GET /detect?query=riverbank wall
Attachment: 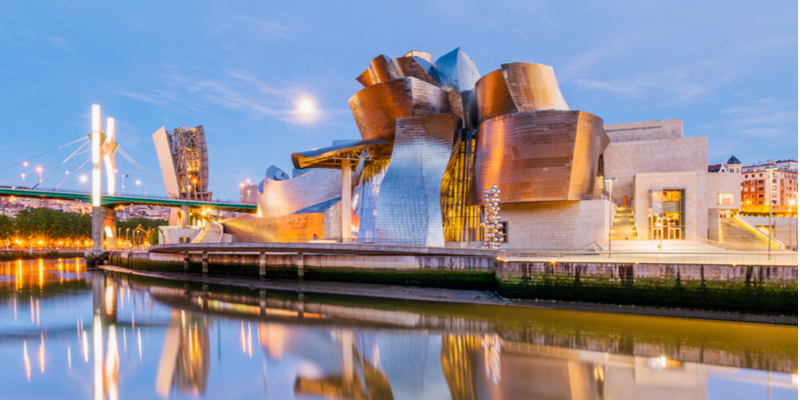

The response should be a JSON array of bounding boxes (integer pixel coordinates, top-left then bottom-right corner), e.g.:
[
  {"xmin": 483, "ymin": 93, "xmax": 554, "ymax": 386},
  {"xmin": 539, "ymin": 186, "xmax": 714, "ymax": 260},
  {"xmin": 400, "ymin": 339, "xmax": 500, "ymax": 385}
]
[
  {"xmin": 0, "ymin": 249, "xmax": 84, "ymax": 261},
  {"xmin": 111, "ymin": 251, "xmax": 496, "ymax": 289},
  {"xmin": 108, "ymin": 250, "xmax": 798, "ymax": 315}
]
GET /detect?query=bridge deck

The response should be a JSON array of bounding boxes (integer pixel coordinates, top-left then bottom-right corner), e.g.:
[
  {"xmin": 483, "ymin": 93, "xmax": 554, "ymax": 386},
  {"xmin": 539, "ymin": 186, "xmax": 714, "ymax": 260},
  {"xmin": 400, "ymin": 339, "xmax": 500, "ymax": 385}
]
[{"xmin": 0, "ymin": 187, "xmax": 256, "ymax": 212}]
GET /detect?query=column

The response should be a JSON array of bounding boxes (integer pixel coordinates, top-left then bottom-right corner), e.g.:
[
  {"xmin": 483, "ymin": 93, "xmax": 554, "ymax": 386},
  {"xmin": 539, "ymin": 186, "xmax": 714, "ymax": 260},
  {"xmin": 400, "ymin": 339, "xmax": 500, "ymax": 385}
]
[
  {"xmin": 91, "ymin": 207, "xmax": 104, "ymax": 253},
  {"xmin": 104, "ymin": 207, "xmax": 117, "ymax": 250},
  {"xmin": 180, "ymin": 204, "xmax": 189, "ymax": 228},
  {"xmin": 258, "ymin": 252, "xmax": 266, "ymax": 280},
  {"xmin": 297, "ymin": 253, "xmax": 304, "ymax": 280},
  {"xmin": 341, "ymin": 159, "xmax": 351, "ymax": 242}
]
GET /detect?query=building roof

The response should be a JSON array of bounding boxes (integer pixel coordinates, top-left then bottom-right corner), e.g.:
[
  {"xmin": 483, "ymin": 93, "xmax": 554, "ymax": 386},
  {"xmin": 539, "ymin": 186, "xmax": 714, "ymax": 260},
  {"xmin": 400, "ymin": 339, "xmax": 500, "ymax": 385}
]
[
  {"xmin": 291, "ymin": 138, "xmax": 391, "ymax": 170},
  {"xmin": 726, "ymin": 155, "xmax": 741, "ymax": 165},
  {"xmin": 708, "ymin": 164, "xmax": 722, "ymax": 172}
]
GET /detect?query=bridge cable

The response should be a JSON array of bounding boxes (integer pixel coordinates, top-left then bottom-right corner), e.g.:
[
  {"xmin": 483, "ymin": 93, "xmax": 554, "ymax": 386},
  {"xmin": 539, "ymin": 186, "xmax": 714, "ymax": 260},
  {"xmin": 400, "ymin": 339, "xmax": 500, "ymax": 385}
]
[
  {"xmin": 0, "ymin": 152, "xmax": 90, "ymax": 186},
  {"xmin": 115, "ymin": 148, "xmax": 170, "ymax": 193},
  {"xmin": 39, "ymin": 141, "xmax": 91, "ymax": 185},
  {"xmin": 0, "ymin": 137, "xmax": 88, "ymax": 174}
]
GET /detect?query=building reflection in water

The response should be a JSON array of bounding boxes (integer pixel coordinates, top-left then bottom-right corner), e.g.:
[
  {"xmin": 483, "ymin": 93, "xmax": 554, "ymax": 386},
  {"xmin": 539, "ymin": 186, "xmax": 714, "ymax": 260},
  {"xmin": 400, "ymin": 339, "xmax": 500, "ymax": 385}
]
[
  {"xmin": 98, "ymin": 271, "xmax": 794, "ymax": 400},
  {"xmin": 155, "ymin": 310, "xmax": 210, "ymax": 399}
]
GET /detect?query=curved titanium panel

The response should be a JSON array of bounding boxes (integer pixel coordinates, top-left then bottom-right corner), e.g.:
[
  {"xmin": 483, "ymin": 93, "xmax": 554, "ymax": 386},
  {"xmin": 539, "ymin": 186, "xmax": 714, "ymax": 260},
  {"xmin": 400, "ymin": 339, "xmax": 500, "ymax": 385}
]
[
  {"xmin": 471, "ymin": 110, "xmax": 608, "ymax": 204},
  {"xmin": 375, "ymin": 113, "xmax": 461, "ymax": 246},
  {"xmin": 348, "ymin": 77, "xmax": 450, "ymax": 142},
  {"xmin": 393, "ymin": 56, "xmax": 440, "ymax": 86},
  {"xmin": 432, "ymin": 48, "xmax": 481, "ymax": 129},
  {"xmin": 356, "ymin": 55, "xmax": 400, "ymax": 87},
  {"xmin": 501, "ymin": 62, "xmax": 569, "ymax": 112},
  {"xmin": 432, "ymin": 48, "xmax": 481, "ymax": 93},
  {"xmin": 475, "ymin": 69, "xmax": 518, "ymax": 124},
  {"xmin": 259, "ymin": 168, "xmax": 343, "ymax": 219},
  {"xmin": 404, "ymin": 50, "xmax": 433, "ymax": 63}
]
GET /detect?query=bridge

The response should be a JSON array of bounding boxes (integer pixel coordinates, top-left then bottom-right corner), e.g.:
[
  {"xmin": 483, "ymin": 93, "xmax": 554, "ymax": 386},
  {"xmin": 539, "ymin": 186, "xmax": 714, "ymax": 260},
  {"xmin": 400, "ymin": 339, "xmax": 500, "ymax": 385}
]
[
  {"xmin": 0, "ymin": 104, "xmax": 257, "ymax": 256},
  {"xmin": 0, "ymin": 186, "xmax": 256, "ymax": 213}
]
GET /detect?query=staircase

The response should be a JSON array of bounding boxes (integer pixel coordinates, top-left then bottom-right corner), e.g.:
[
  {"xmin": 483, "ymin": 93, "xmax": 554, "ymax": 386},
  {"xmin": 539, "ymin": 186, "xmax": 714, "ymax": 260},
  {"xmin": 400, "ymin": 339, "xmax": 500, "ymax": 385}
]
[
  {"xmin": 610, "ymin": 205, "xmax": 637, "ymax": 241},
  {"xmin": 718, "ymin": 218, "xmax": 769, "ymax": 249},
  {"xmin": 192, "ymin": 220, "xmax": 223, "ymax": 243}
]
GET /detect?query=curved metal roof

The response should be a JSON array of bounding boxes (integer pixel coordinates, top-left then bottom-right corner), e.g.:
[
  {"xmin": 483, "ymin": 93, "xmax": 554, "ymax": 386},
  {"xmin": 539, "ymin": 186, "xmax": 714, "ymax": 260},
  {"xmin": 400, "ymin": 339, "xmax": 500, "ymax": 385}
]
[{"xmin": 291, "ymin": 138, "xmax": 391, "ymax": 170}]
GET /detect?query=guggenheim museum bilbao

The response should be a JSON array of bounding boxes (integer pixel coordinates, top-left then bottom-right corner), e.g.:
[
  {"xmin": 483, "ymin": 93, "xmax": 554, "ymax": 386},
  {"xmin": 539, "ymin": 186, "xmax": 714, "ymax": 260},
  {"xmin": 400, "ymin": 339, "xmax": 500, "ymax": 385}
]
[{"xmin": 219, "ymin": 48, "xmax": 740, "ymax": 249}]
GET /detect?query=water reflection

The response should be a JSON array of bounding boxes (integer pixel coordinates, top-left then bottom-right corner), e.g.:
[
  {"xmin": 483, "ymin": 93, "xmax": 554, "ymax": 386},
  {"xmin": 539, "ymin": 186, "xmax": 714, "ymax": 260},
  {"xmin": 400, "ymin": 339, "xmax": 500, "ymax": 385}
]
[{"xmin": 0, "ymin": 259, "xmax": 796, "ymax": 399}]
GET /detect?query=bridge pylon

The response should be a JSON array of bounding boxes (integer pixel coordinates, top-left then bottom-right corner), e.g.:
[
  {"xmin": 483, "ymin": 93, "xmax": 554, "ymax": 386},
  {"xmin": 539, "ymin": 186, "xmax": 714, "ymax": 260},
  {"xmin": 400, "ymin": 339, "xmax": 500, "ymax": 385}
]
[{"xmin": 89, "ymin": 104, "xmax": 119, "ymax": 256}]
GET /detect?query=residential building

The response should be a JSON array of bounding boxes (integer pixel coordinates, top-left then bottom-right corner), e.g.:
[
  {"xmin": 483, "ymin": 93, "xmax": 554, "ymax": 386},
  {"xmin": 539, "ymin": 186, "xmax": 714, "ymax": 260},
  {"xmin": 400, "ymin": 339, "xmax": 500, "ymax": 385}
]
[{"xmin": 741, "ymin": 159, "xmax": 798, "ymax": 215}]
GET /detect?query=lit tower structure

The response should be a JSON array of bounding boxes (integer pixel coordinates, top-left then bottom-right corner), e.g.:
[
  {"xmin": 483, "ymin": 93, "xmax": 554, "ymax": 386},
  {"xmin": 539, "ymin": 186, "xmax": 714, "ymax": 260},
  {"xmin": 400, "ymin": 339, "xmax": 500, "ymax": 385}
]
[
  {"xmin": 153, "ymin": 125, "xmax": 211, "ymax": 226},
  {"xmin": 90, "ymin": 104, "xmax": 119, "ymax": 253}
]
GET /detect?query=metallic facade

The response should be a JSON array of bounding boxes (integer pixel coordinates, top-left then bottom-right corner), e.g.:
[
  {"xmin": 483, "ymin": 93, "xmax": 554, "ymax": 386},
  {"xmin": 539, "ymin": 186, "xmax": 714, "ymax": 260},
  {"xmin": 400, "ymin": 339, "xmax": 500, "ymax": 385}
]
[
  {"xmin": 227, "ymin": 48, "xmax": 611, "ymax": 247},
  {"xmin": 152, "ymin": 125, "xmax": 211, "ymax": 200},
  {"xmin": 258, "ymin": 166, "xmax": 344, "ymax": 219},
  {"xmin": 475, "ymin": 63, "xmax": 569, "ymax": 125},
  {"xmin": 349, "ymin": 77, "xmax": 450, "ymax": 142},
  {"xmin": 471, "ymin": 110, "xmax": 609, "ymax": 204},
  {"xmin": 375, "ymin": 113, "xmax": 461, "ymax": 246}
]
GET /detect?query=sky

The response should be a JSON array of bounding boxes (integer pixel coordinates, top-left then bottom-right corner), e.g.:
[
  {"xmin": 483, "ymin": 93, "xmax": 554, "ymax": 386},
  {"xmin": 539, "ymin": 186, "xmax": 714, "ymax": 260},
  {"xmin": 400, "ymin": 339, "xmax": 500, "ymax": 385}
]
[{"xmin": 0, "ymin": 1, "xmax": 797, "ymax": 200}]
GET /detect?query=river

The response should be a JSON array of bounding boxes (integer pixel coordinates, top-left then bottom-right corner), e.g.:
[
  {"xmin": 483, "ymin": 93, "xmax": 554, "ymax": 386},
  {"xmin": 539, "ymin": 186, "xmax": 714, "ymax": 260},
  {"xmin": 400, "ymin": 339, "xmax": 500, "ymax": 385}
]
[{"xmin": 0, "ymin": 258, "xmax": 796, "ymax": 399}]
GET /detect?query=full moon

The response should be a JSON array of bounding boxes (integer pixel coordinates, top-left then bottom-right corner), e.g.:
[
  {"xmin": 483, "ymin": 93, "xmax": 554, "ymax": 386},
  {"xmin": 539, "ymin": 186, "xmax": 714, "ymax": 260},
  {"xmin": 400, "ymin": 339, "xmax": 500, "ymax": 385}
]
[{"xmin": 299, "ymin": 99, "xmax": 314, "ymax": 114}]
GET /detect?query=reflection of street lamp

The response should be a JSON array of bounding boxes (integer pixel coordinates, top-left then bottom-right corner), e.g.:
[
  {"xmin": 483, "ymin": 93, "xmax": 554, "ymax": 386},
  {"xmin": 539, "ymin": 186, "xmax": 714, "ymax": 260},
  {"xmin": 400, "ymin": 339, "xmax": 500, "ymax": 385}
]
[{"xmin": 604, "ymin": 177, "xmax": 617, "ymax": 258}]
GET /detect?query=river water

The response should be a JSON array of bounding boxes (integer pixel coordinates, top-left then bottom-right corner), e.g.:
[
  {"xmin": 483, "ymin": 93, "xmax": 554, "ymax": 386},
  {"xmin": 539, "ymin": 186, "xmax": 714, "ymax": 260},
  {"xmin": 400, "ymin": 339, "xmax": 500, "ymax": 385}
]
[{"xmin": 0, "ymin": 258, "xmax": 796, "ymax": 400}]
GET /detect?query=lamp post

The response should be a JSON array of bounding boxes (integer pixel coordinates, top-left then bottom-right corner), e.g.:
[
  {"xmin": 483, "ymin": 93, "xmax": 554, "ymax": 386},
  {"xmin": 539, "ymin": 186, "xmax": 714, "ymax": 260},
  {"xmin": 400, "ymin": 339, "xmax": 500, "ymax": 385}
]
[
  {"xmin": 37, "ymin": 167, "xmax": 42, "ymax": 188},
  {"xmin": 790, "ymin": 199, "xmax": 796, "ymax": 251},
  {"xmin": 766, "ymin": 166, "xmax": 777, "ymax": 259},
  {"xmin": 604, "ymin": 177, "xmax": 617, "ymax": 258},
  {"xmin": 21, "ymin": 173, "xmax": 25, "ymax": 186},
  {"xmin": 136, "ymin": 180, "xmax": 141, "ymax": 196}
]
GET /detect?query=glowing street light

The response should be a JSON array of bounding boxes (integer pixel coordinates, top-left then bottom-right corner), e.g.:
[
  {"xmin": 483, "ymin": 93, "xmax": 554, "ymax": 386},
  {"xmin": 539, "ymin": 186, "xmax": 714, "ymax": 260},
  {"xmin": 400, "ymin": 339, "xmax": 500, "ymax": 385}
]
[
  {"xmin": 36, "ymin": 167, "xmax": 42, "ymax": 188},
  {"xmin": 21, "ymin": 173, "xmax": 25, "ymax": 186},
  {"xmin": 136, "ymin": 180, "xmax": 141, "ymax": 196},
  {"xmin": 80, "ymin": 175, "xmax": 88, "ymax": 183}
]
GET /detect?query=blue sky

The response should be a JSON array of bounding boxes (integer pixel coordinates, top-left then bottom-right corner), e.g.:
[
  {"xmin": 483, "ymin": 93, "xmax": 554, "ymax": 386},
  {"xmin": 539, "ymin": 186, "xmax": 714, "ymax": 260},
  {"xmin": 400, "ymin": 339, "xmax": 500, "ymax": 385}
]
[{"xmin": 0, "ymin": 1, "xmax": 796, "ymax": 200}]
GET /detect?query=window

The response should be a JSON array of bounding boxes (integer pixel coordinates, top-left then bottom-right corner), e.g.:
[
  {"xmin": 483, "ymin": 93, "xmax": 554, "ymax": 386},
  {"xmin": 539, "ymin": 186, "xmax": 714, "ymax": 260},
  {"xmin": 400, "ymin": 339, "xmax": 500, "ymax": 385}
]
[
  {"xmin": 758, "ymin": 180, "xmax": 765, "ymax": 184},
  {"xmin": 718, "ymin": 193, "xmax": 734, "ymax": 205},
  {"xmin": 758, "ymin": 194, "xmax": 764, "ymax": 198}
]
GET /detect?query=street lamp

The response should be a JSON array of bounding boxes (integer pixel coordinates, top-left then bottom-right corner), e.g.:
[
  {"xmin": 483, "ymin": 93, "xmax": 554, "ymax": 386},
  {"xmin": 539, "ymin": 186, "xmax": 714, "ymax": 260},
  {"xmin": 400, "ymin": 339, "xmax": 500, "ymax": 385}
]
[
  {"xmin": 766, "ymin": 166, "xmax": 777, "ymax": 259},
  {"xmin": 21, "ymin": 173, "xmax": 25, "ymax": 186},
  {"xmin": 136, "ymin": 180, "xmax": 141, "ymax": 196},
  {"xmin": 37, "ymin": 167, "xmax": 42, "ymax": 188},
  {"xmin": 790, "ymin": 199, "xmax": 796, "ymax": 251},
  {"xmin": 604, "ymin": 177, "xmax": 617, "ymax": 258}
]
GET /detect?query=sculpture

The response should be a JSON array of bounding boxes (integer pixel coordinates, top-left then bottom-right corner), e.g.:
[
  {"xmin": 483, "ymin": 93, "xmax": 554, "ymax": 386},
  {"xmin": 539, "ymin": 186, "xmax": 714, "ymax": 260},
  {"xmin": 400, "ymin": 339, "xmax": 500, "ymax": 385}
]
[{"xmin": 481, "ymin": 185, "xmax": 503, "ymax": 249}]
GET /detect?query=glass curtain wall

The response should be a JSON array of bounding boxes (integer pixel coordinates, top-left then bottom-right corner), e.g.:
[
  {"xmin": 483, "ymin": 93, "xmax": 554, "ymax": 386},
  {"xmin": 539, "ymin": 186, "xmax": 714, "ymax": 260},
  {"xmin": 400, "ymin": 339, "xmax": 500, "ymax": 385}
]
[
  {"xmin": 442, "ymin": 129, "xmax": 482, "ymax": 242},
  {"xmin": 648, "ymin": 189, "xmax": 686, "ymax": 240}
]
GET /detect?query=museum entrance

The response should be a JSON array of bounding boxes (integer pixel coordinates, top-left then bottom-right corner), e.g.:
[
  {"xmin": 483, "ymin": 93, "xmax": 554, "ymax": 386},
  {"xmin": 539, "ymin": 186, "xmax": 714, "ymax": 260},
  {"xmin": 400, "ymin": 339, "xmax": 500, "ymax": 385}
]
[{"xmin": 648, "ymin": 189, "xmax": 686, "ymax": 240}]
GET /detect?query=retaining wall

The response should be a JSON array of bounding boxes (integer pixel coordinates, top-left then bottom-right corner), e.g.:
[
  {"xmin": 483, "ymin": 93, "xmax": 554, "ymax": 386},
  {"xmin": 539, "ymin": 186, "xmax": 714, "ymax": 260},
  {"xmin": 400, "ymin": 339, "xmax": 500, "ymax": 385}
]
[
  {"xmin": 498, "ymin": 261, "xmax": 797, "ymax": 315},
  {"xmin": 108, "ymin": 251, "xmax": 798, "ymax": 315}
]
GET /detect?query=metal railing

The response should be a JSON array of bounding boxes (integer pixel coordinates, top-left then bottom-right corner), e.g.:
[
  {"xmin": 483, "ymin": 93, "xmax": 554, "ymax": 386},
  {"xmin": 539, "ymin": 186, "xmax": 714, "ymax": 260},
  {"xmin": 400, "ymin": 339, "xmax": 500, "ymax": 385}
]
[
  {"xmin": 0, "ymin": 185, "xmax": 245, "ymax": 205},
  {"xmin": 499, "ymin": 250, "xmax": 798, "ymax": 266}
]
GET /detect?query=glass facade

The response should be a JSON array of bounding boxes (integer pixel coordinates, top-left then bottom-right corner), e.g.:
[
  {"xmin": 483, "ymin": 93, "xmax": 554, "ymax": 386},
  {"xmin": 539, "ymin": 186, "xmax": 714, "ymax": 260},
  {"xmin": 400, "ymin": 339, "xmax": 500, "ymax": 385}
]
[
  {"xmin": 648, "ymin": 189, "xmax": 685, "ymax": 240},
  {"xmin": 441, "ymin": 129, "xmax": 482, "ymax": 242}
]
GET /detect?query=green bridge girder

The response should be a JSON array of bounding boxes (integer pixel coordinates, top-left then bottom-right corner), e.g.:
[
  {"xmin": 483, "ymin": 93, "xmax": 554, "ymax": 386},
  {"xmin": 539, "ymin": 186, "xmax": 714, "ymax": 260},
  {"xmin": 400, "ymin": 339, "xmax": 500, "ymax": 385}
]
[{"xmin": 0, "ymin": 187, "xmax": 257, "ymax": 213}]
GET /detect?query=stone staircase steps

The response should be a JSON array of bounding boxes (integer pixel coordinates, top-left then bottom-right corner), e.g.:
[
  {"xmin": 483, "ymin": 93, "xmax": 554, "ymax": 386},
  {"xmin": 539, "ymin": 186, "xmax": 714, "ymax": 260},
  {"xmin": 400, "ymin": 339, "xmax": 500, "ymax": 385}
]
[{"xmin": 610, "ymin": 205, "xmax": 637, "ymax": 241}]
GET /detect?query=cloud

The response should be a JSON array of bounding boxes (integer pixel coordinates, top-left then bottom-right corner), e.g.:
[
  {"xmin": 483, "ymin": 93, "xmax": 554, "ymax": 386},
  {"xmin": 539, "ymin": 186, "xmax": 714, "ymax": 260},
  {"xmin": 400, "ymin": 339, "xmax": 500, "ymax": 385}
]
[
  {"xmin": 720, "ymin": 104, "xmax": 797, "ymax": 138},
  {"xmin": 117, "ymin": 68, "xmax": 339, "ymax": 125},
  {"xmin": 573, "ymin": 70, "xmax": 711, "ymax": 104},
  {"xmin": 227, "ymin": 14, "xmax": 292, "ymax": 39}
]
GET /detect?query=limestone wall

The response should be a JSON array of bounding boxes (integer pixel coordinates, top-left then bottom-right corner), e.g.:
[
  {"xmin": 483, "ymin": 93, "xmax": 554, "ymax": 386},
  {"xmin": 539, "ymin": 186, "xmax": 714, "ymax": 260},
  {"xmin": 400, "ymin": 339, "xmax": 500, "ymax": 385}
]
[
  {"xmin": 603, "ymin": 119, "xmax": 683, "ymax": 142},
  {"xmin": 499, "ymin": 199, "xmax": 612, "ymax": 249}
]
